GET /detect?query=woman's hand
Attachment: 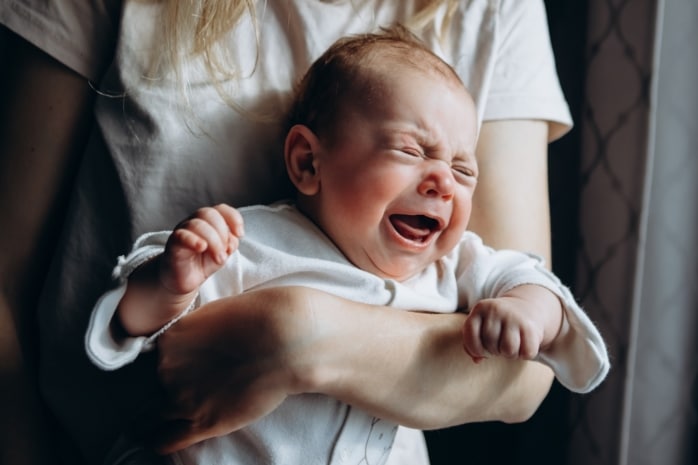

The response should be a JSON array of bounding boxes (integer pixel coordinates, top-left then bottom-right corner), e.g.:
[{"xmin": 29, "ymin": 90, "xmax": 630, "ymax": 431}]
[{"xmin": 151, "ymin": 287, "xmax": 311, "ymax": 454}]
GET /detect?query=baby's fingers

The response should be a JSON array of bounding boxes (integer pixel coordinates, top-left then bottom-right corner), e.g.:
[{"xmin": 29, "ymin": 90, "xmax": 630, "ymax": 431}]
[
  {"xmin": 479, "ymin": 314, "xmax": 506, "ymax": 357},
  {"xmin": 497, "ymin": 324, "xmax": 522, "ymax": 359},
  {"xmin": 212, "ymin": 203, "xmax": 245, "ymax": 241},
  {"xmin": 516, "ymin": 327, "xmax": 542, "ymax": 360},
  {"xmin": 169, "ymin": 228, "xmax": 209, "ymax": 255},
  {"xmin": 462, "ymin": 313, "xmax": 487, "ymax": 363},
  {"xmin": 176, "ymin": 210, "xmax": 230, "ymax": 264}
]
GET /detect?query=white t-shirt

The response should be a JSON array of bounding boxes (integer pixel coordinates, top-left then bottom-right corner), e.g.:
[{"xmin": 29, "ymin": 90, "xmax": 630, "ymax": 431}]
[
  {"xmin": 0, "ymin": 1, "xmax": 574, "ymax": 464},
  {"xmin": 85, "ymin": 203, "xmax": 608, "ymax": 465}
]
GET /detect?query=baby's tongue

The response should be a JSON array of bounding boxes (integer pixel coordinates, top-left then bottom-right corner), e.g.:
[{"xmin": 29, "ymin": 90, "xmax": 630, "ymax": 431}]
[{"xmin": 390, "ymin": 214, "xmax": 432, "ymax": 240}]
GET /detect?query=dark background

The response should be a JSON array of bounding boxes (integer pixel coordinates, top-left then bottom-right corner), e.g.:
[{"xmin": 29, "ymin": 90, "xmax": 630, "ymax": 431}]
[
  {"xmin": 0, "ymin": 2, "xmax": 590, "ymax": 463},
  {"xmin": 425, "ymin": 1, "xmax": 589, "ymax": 464}
]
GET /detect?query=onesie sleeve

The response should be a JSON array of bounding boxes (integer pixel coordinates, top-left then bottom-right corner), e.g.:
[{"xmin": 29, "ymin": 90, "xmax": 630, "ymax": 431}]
[
  {"xmin": 84, "ymin": 231, "xmax": 197, "ymax": 371},
  {"xmin": 456, "ymin": 234, "xmax": 610, "ymax": 393},
  {"xmin": 485, "ymin": 0, "xmax": 573, "ymax": 141},
  {"xmin": 0, "ymin": 0, "xmax": 121, "ymax": 81}
]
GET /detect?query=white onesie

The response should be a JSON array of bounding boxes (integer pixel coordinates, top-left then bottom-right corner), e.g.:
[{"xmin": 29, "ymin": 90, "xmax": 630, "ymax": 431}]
[{"xmin": 87, "ymin": 203, "xmax": 609, "ymax": 465}]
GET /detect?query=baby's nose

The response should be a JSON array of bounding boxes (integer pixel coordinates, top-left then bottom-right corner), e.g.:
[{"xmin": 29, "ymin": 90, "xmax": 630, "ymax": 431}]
[{"xmin": 418, "ymin": 160, "xmax": 455, "ymax": 200}]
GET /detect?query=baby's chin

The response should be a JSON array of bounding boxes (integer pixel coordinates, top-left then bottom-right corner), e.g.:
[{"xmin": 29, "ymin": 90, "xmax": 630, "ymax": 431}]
[
  {"xmin": 365, "ymin": 256, "xmax": 432, "ymax": 283},
  {"xmin": 341, "ymin": 239, "xmax": 437, "ymax": 282}
]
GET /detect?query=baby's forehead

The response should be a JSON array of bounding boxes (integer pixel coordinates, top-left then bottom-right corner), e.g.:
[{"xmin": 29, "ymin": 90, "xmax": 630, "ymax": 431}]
[{"xmin": 353, "ymin": 55, "xmax": 474, "ymax": 115}]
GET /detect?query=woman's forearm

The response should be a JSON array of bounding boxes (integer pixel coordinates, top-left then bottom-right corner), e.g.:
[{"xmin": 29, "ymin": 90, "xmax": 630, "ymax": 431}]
[
  {"xmin": 293, "ymin": 288, "xmax": 553, "ymax": 428},
  {"xmin": 468, "ymin": 120, "xmax": 552, "ymax": 266},
  {"xmin": 155, "ymin": 286, "xmax": 553, "ymax": 452}
]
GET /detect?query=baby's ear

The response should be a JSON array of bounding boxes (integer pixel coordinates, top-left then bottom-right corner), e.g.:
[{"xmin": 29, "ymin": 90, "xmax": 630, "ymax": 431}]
[{"xmin": 284, "ymin": 125, "xmax": 321, "ymax": 196}]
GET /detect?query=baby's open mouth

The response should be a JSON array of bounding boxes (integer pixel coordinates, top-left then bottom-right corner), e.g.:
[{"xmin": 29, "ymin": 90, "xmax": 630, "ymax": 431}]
[{"xmin": 389, "ymin": 214, "xmax": 440, "ymax": 242}]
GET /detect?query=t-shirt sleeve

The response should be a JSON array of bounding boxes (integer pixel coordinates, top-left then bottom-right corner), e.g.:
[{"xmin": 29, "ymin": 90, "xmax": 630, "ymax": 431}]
[
  {"xmin": 484, "ymin": 0, "xmax": 573, "ymax": 141},
  {"xmin": 0, "ymin": 0, "xmax": 121, "ymax": 81}
]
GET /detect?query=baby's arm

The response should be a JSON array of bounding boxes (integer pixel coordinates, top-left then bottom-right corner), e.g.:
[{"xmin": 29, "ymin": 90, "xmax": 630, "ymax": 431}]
[
  {"xmin": 462, "ymin": 284, "xmax": 563, "ymax": 362},
  {"xmin": 117, "ymin": 204, "xmax": 244, "ymax": 336},
  {"xmin": 455, "ymin": 237, "xmax": 609, "ymax": 393}
]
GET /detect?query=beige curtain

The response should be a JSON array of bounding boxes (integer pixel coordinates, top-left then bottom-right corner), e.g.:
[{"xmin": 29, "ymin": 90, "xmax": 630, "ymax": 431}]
[{"xmin": 567, "ymin": 0, "xmax": 698, "ymax": 464}]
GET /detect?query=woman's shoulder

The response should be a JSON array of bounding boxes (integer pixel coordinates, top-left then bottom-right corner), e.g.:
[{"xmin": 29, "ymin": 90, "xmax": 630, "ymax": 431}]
[{"xmin": 0, "ymin": 0, "xmax": 121, "ymax": 81}]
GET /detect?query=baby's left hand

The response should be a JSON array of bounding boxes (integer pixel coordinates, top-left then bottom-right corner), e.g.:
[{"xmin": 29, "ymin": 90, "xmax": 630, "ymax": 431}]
[{"xmin": 462, "ymin": 285, "xmax": 563, "ymax": 363}]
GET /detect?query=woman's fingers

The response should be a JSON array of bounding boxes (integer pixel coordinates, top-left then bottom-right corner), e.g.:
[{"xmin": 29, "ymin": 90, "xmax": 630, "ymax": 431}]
[
  {"xmin": 146, "ymin": 419, "xmax": 209, "ymax": 455},
  {"xmin": 149, "ymin": 419, "xmax": 193, "ymax": 454}
]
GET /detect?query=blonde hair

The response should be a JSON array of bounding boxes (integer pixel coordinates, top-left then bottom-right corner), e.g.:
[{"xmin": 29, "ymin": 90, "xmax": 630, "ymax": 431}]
[{"xmin": 152, "ymin": 0, "xmax": 459, "ymax": 106}]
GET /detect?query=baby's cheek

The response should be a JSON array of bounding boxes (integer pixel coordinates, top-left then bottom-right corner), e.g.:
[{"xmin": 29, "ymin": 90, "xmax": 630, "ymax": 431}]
[
  {"xmin": 438, "ymin": 206, "xmax": 471, "ymax": 250},
  {"xmin": 452, "ymin": 199, "xmax": 473, "ymax": 233},
  {"xmin": 436, "ymin": 228, "xmax": 466, "ymax": 257}
]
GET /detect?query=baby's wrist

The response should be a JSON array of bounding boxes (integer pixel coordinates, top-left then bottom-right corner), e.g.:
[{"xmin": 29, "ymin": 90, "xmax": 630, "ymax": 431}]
[
  {"xmin": 161, "ymin": 289, "xmax": 198, "ymax": 311},
  {"xmin": 541, "ymin": 302, "xmax": 567, "ymax": 352}
]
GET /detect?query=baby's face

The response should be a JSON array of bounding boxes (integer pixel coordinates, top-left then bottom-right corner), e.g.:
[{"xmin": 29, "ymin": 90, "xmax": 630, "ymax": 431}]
[{"xmin": 312, "ymin": 67, "xmax": 479, "ymax": 281}]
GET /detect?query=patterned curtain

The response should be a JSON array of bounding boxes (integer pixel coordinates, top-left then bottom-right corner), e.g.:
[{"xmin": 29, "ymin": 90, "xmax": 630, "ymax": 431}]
[
  {"xmin": 425, "ymin": 2, "xmax": 697, "ymax": 464},
  {"xmin": 567, "ymin": 1, "xmax": 698, "ymax": 464}
]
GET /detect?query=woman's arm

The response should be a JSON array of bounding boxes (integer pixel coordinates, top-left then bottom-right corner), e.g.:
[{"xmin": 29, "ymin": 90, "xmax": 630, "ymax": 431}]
[
  {"xmin": 154, "ymin": 286, "xmax": 553, "ymax": 453},
  {"xmin": 297, "ymin": 289, "xmax": 554, "ymax": 428},
  {"xmin": 468, "ymin": 120, "xmax": 553, "ymax": 265},
  {"xmin": 0, "ymin": 27, "xmax": 96, "ymax": 465}
]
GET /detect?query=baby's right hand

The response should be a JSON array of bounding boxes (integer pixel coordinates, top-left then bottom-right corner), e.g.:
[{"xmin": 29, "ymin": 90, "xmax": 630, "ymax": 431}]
[{"xmin": 160, "ymin": 204, "xmax": 244, "ymax": 295}]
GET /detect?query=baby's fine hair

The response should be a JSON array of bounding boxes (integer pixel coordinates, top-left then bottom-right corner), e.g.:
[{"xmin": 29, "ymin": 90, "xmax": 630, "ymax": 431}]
[{"xmin": 286, "ymin": 24, "xmax": 463, "ymax": 142}]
